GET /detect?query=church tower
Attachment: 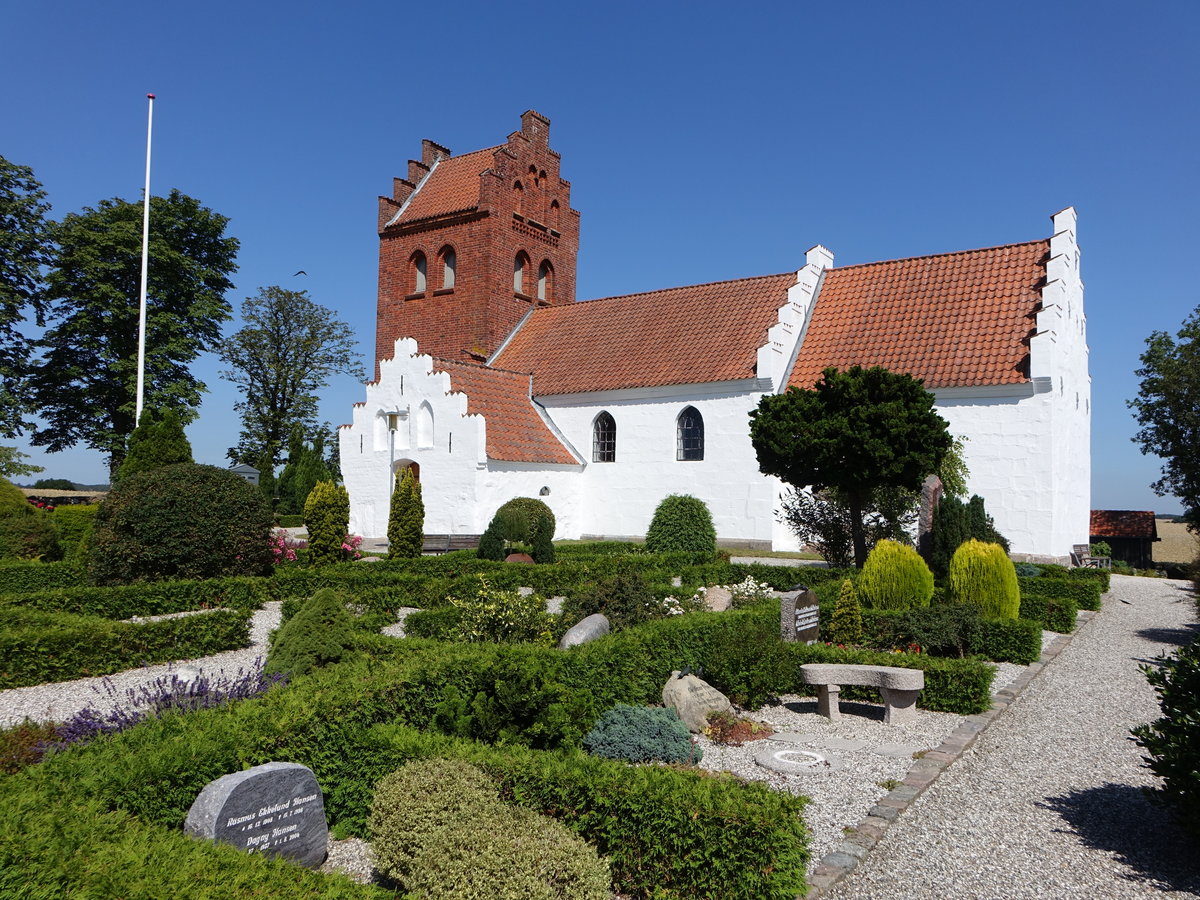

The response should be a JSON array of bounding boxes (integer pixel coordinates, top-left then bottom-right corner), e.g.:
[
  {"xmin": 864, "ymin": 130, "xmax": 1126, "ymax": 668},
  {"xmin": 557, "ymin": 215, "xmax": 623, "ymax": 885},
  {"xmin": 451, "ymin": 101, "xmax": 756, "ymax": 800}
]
[{"xmin": 374, "ymin": 111, "xmax": 580, "ymax": 374}]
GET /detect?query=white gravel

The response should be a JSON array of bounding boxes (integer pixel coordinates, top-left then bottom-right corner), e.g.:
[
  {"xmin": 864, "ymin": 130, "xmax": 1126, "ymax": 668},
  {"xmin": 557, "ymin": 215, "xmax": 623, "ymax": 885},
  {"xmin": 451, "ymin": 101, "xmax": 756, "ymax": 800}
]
[
  {"xmin": 0, "ymin": 602, "xmax": 282, "ymax": 728},
  {"xmin": 823, "ymin": 575, "xmax": 1200, "ymax": 899}
]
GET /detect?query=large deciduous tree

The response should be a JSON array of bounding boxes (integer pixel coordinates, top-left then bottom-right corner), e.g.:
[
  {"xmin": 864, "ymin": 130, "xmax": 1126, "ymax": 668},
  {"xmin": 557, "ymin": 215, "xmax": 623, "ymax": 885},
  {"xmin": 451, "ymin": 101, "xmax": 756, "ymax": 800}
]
[
  {"xmin": 29, "ymin": 190, "xmax": 238, "ymax": 479},
  {"xmin": 219, "ymin": 286, "xmax": 363, "ymax": 473},
  {"xmin": 750, "ymin": 366, "xmax": 952, "ymax": 566},
  {"xmin": 0, "ymin": 155, "xmax": 53, "ymax": 439},
  {"xmin": 1129, "ymin": 307, "xmax": 1200, "ymax": 529}
]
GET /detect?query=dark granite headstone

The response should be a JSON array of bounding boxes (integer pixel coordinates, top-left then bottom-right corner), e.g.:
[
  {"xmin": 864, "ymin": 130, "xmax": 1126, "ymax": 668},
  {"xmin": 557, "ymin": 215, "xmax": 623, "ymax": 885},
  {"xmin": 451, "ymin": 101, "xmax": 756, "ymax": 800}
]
[
  {"xmin": 780, "ymin": 587, "xmax": 820, "ymax": 644},
  {"xmin": 184, "ymin": 762, "xmax": 328, "ymax": 868}
]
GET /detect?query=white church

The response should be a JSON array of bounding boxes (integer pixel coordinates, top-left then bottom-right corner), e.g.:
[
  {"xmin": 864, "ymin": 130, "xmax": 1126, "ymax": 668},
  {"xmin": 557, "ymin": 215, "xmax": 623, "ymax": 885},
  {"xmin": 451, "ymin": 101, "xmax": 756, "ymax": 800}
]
[{"xmin": 341, "ymin": 111, "xmax": 1090, "ymax": 558}]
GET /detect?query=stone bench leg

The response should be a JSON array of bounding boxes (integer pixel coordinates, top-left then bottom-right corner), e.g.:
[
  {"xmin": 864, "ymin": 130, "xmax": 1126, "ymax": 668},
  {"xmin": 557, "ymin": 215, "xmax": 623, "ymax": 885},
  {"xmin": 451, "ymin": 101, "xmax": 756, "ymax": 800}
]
[
  {"xmin": 815, "ymin": 684, "xmax": 841, "ymax": 722},
  {"xmin": 879, "ymin": 687, "xmax": 919, "ymax": 725}
]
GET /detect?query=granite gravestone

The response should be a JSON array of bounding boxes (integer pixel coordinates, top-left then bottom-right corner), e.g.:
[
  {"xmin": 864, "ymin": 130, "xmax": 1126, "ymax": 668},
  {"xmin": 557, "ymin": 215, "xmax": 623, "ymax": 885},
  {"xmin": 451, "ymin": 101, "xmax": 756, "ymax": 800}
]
[
  {"xmin": 185, "ymin": 761, "xmax": 328, "ymax": 868},
  {"xmin": 780, "ymin": 586, "xmax": 820, "ymax": 644}
]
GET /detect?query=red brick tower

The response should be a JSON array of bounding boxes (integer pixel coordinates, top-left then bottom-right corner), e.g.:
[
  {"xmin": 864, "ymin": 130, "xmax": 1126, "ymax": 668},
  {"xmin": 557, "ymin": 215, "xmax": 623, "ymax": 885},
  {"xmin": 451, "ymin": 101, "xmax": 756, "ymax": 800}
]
[{"xmin": 374, "ymin": 111, "xmax": 580, "ymax": 374}]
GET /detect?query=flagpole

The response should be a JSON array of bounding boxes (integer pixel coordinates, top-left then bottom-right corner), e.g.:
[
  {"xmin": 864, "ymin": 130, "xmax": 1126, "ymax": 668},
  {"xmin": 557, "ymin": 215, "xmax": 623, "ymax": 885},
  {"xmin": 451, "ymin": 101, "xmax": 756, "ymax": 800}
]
[{"xmin": 135, "ymin": 92, "xmax": 155, "ymax": 423}]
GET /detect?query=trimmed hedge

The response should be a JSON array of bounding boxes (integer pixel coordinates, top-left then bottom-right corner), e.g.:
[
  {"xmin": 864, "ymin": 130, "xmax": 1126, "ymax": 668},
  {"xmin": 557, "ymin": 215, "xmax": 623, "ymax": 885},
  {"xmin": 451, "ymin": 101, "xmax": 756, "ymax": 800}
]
[
  {"xmin": 1, "ymin": 576, "xmax": 270, "ymax": 619},
  {"xmin": 1018, "ymin": 575, "xmax": 1101, "ymax": 612},
  {"xmin": 0, "ymin": 560, "xmax": 85, "ymax": 595},
  {"xmin": 0, "ymin": 606, "xmax": 252, "ymax": 688}
]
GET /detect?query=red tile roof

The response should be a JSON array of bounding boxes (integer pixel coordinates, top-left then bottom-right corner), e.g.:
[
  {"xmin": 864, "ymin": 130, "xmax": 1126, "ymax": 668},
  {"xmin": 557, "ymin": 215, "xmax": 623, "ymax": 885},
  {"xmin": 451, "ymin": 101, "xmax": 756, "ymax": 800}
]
[
  {"xmin": 1090, "ymin": 510, "xmax": 1159, "ymax": 540},
  {"xmin": 495, "ymin": 273, "xmax": 797, "ymax": 395},
  {"xmin": 788, "ymin": 240, "xmax": 1049, "ymax": 389},
  {"xmin": 431, "ymin": 358, "xmax": 578, "ymax": 465},
  {"xmin": 395, "ymin": 147, "xmax": 500, "ymax": 224}
]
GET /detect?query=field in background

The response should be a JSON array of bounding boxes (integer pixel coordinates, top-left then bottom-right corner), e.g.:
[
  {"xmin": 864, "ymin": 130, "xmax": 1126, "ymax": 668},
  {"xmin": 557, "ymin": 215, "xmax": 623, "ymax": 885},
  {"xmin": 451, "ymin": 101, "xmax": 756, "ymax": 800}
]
[{"xmin": 1154, "ymin": 518, "xmax": 1197, "ymax": 565}]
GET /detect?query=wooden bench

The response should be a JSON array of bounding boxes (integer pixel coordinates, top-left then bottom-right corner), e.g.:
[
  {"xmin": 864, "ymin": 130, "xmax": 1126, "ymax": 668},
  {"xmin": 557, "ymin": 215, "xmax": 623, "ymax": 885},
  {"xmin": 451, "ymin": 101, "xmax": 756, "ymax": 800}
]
[
  {"xmin": 800, "ymin": 663, "xmax": 925, "ymax": 725},
  {"xmin": 1071, "ymin": 544, "xmax": 1111, "ymax": 569},
  {"xmin": 421, "ymin": 534, "xmax": 482, "ymax": 554}
]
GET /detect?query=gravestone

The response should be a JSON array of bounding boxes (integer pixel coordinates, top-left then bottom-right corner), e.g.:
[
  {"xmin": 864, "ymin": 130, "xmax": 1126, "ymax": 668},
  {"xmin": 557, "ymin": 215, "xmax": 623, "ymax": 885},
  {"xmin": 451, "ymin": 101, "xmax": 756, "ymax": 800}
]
[
  {"xmin": 780, "ymin": 586, "xmax": 820, "ymax": 643},
  {"xmin": 185, "ymin": 762, "xmax": 328, "ymax": 868}
]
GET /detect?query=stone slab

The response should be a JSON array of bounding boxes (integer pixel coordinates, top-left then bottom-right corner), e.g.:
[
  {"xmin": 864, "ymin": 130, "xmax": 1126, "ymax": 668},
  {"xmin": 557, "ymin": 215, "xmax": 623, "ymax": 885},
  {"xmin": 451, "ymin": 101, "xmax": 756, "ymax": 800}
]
[
  {"xmin": 185, "ymin": 762, "xmax": 327, "ymax": 868},
  {"xmin": 872, "ymin": 742, "xmax": 922, "ymax": 758}
]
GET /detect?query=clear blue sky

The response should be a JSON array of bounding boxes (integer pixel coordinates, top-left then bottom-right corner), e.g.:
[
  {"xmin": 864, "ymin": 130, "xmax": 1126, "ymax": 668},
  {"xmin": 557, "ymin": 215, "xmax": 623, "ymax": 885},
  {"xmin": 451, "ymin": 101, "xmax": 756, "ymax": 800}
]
[{"xmin": 2, "ymin": 1, "xmax": 1196, "ymax": 513}]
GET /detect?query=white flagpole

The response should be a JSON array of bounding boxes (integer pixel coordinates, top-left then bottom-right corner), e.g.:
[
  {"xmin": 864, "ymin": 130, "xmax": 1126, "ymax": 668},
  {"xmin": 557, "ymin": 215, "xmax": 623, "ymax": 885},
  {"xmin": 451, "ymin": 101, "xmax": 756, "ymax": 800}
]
[{"xmin": 135, "ymin": 92, "xmax": 155, "ymax": 423}]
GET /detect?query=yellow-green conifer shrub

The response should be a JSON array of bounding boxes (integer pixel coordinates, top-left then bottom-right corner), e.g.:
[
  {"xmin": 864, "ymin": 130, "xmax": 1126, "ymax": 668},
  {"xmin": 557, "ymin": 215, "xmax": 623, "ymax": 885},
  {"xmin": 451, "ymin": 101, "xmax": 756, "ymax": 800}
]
[
  {"xmin": 856, "ymin": 539, "xmax": 934, "ymax": 611},
  {"xmin": 826, "ymin": 578, "xmax": 864, "ymax": 645},
  {"xmin": 948, "ymin": 538, "xmax": 1021, "ymax": 619},
  {"xmin": 303, "ymin": 480, "xmax": 348, "ymax": 566}
]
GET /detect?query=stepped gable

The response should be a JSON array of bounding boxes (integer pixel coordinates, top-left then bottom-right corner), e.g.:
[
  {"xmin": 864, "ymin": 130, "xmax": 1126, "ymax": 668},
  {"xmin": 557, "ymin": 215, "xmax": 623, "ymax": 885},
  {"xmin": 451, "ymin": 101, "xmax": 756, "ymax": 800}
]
[
  {"xmin": 430, "ymin": 358, "xmax": 578, "ymax": 465},
  {"xmin": 394, "ymin": 146, "xmax": 501, "ymax": 225},
  {"xmin": 494, "ymin": 272, "xmax": 797, "ymax": 396},
  {"xmin": 788, "ymin": 239, "xmax": 1050, "ymax": 390}
]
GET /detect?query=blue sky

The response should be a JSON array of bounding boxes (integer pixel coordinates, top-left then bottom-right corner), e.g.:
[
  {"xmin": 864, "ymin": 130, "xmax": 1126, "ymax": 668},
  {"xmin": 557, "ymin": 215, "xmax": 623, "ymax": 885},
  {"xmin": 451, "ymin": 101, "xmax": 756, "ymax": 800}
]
[{"xmin": 2, "ymin": 1, "xmax": 1196, "ymax": 513}]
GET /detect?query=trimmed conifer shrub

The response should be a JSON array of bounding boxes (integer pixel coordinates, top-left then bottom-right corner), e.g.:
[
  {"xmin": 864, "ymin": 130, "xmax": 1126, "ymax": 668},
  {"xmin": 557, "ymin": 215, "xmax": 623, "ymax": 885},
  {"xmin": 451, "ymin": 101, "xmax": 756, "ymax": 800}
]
[
  {"xmin": 857, "ymin": 539, "xmax": 934, "ymax": 611},
  {"xmin": 644, "ymin": 494, "xmax": 717, "ymax": 554},
  {"xmin": 929, "ymin": 494, "xmax": 1009, "ymax": 578},
  {"xmin": 88, "ymin": 464, "xmax": 271, "ymax": 584},
  {"xmin": 826, "ymin": 579, "xmax": 864, "ymax": 645},
  {"xmin": 303, "ymin": 480, "xmax": 348, "ymax": 567},
  {"xmin": 530, "ymin": 511, "xmax": 555, "ymax": 564},
  {"xmin": 584, "ymin": 704, "xmax": 700, "ymax": 764},
  {"xmin": 0, "ymin": 477, "xmax": 60, "ymax": 561},
  {"xmin": 477, "ymin": 519, "xmax": 506, "ymax": 561},
  {"xmin": 388, "ymin": 468, "xmax": 424, "ymax": 559},
  {"xmin": 947, "ymin": 539, "xmax": 1020, "ymax": 619},
  {"xmin": 117, "ymin": 408, "xmax": 193, "ymax": 481},
  {"xmin": 265, "ymin": 588, "xmax": 353, "ymax": 679}
]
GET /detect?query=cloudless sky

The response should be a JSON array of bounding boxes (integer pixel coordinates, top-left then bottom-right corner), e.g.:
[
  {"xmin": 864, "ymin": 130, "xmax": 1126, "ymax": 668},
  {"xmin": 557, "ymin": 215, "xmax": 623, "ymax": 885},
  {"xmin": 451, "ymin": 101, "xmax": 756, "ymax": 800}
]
[{"xmin": 2, "ymin": 1, "xmax": 1196, "ymax": 513}]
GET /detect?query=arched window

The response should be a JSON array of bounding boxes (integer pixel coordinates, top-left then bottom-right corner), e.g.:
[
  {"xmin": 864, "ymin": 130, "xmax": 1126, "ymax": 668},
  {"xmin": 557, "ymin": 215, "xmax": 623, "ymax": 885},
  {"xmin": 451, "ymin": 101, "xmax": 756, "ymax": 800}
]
[
  {"xmin": 417, "ymin": 401, "xmax": 434, "ymax": 449},
  {"xmin": 549, "ymin": 200, "xmax": 560, "ymax": 230},
  {"xmin": 677, "ymin": 406, "xmax": 704, "ymax": 461},
  {"xmin": 513, "ymin": 252, "xmax": 529, "ymax": 294},
  {"xmin": 592, "ymin": 411, "xmax": 616, "ymax": 463},
  {"xmin": 410, "ymin": 251, "xmax": 427, "ymax": 293},
  {"xmin": 537, "ymin": 260, "xmax": 553, "ymax": 301},
  {"xmin": 439, "ymin": 246, "xmax": 456, "ymax": 289},
  {"xmin": 513, "ymin": 180, "xmax": 524, "ymax": 215}
]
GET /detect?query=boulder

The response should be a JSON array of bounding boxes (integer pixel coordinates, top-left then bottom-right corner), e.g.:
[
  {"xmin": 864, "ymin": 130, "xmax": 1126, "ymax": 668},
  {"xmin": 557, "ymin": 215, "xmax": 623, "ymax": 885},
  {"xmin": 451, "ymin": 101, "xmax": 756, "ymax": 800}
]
[
  {"xmin": 558, "ymin": 613, "xmax": 610, "ymax": 649},
  {"xmin": 703, "ymin": 586, "xmax": 733, "ymax": 612},
  {"xmin": 662, "ymin": 670, "xmax": 732, "ymax": 733}
]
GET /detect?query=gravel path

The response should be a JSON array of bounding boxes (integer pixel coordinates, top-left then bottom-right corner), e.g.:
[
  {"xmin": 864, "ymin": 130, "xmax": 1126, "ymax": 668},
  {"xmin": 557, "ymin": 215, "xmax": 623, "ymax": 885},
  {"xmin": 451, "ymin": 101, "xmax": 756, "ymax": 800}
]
[
  {"xmin": 0, "ymin": 602, "xmax": 282, "ymax": 728},
  {"xmin": 823, "ymin": 575, "xmax": 1199, "ymax": 899}
]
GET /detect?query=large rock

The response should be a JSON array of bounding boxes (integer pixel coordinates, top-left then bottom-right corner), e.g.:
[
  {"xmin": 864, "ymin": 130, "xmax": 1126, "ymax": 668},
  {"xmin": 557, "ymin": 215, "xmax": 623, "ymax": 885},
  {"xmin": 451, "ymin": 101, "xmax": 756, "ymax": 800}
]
[
  {"xmin": 558, "ymin": 613, "xmax": 610, "ymax": 649},
  {"xmin": 662, "ymin": 670, "xmax": 732, "ymax": 733},
  {"xmin": 703, "ymin": 586, "xmax": 732, "ymax": 612}
]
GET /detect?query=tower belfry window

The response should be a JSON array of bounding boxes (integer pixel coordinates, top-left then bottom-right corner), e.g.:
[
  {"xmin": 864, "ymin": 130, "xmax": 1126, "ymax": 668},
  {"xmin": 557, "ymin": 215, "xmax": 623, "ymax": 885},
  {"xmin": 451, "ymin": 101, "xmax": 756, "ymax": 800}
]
[
  {"xmin": 440, "ymin": 247, "xmax": 456, "ymax": 289},
  {"xmin": 538, "ymin": 261, "xmax": 553, "ymax": 301},
  {"xmin": 514, "ymin": 252, "xmax": 529, "ymax": 293},
  {"xmin": 411, "ymin": 251, "xmax": 427, "ymax": 293}
]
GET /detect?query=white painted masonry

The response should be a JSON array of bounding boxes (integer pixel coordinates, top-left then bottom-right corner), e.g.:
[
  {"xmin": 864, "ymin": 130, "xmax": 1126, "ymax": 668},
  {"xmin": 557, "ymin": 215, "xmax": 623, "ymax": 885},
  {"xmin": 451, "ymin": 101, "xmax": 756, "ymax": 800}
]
[{"xmin": 342, "ymin": 210, "xmax": 1090, "ymax": 559}]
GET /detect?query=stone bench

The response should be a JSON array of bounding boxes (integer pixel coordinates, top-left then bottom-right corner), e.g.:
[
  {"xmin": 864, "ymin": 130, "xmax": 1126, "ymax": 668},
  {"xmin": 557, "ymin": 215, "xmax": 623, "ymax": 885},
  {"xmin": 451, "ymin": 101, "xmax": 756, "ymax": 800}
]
[{"xmin": 799, "ymin": 663, "xmax": 925, "ymax": 725}]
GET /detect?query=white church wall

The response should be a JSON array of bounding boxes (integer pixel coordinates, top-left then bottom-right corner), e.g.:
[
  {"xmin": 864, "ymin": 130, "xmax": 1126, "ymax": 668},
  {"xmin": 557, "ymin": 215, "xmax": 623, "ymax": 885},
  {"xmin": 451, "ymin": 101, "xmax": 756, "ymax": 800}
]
[
  {"xmin": 476, "ymin": 464, "xmax": 586, "ymax": 539},
  {"xmin": 538, "ymin": 383, "xmax": 777, "ymax": 546}
]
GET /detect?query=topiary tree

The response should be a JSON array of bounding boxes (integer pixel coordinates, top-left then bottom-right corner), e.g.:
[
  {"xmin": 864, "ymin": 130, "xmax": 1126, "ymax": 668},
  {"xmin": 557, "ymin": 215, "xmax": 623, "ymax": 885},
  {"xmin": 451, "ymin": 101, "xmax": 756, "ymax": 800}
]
[
  {"xmin": 387, "ymin": 467, "xmax": 424, "ymax": 559},
  {"xmin": 0, "ymin": 476, "xmax": 60, "ymax": 561},
  {"xmin": 303, "ymin": 479, "xmax": 348, "ymax": 567},
  {"xmin": 476, "ymin": 519, "xmax": 506, "ymax": 561},
  {"xmin": 529, "ymin": 511, "xmax": 555, "ymax": 564},
  {"xmin": 857, "ymin": 539, "xmax": 935, "ymax": 611},
  {"xmin": 751, "ymin": 365, "xmax": 952, "ymax": 566},
  {"xmin": 88, "ymin": 463, "xmax": 272, "ymax": 584},
  {"xmin": 644, "ymin": 494, "xmax": 717, "ymax": 554},
  {"xmin": 496, "ymin": 497, "xmax": 555, "ymax": 543},
  {"xmin": 265, "ymin": 588, "xmax": 354, "ymax": 679},
  {"xmin": 826, "ymin": 578, "xmax": 864, "ymax": 645},
  {"xmin": 947, "ymin": 539, "xmax": 1020, "ymax": 619},
  {"xmin": 583, "ymin": 704, "xmax": 700, "ymax": 764},
  {"xmin": 117, "ymin": 408, "xmax": 193, "ymax": 481}
]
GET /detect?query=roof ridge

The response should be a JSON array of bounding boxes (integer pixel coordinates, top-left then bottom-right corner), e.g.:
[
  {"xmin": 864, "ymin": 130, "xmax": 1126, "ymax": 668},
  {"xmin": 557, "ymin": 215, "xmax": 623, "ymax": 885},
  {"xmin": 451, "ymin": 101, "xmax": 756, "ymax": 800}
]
[
  {"xmin": 830, "ymin": 238, "xmax": 1049, "ymax": 273},
  {"xmin": 571, "ymin": 270, "xmax": 795, "ymax": 307}
]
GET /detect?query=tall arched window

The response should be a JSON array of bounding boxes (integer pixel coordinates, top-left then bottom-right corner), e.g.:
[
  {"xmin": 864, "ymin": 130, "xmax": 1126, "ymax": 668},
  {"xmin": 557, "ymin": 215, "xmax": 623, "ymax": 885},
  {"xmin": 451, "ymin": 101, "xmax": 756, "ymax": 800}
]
[
  {"xmin": 537, "ymin": 260, "xmax": 553, "ymax": 301},
  {"xmin": 513, "ymin": 252, "xmax": 529, "ymax": 294},
  {"xmin": 592, "ymin": 411, "xmax": 615, "ymax": 463},
  {"xmin": 513, "ymin": 181, "xmax": 524, "ymax": 215},
  {"xmin": 677, "ymin": 406, "xmax": 704, "ymax": 461},
  {"xmin": 439, "ymin": 246, "xmax": 456, "ymax": 289},
  {"xmin": 410, "ymin": 251, "xmax": 427, "ymax": 293},
  {"xmin": 417, "ymin": 401, "xmax": 434, "ymax": 449}
]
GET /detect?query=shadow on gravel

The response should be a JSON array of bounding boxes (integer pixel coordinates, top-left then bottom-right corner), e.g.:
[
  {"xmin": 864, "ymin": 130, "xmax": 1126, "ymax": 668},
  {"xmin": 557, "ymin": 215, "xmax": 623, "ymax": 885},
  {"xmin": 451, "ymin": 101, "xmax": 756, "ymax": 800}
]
[
  {"xmin": 1039, "ymin": 783, "xmax": 1200, "ymax": 895},
  {"xmin": 1135, "ymin": 622, "xmax": 1200, "ymax": 647}
]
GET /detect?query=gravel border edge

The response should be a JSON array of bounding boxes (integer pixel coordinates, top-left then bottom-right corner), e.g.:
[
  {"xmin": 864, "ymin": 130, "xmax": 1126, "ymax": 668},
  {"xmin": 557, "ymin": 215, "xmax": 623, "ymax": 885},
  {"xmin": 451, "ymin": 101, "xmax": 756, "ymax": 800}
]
[{"xmin": 802, "ymin": 608, "xmax": 1098, "ymax": 898}]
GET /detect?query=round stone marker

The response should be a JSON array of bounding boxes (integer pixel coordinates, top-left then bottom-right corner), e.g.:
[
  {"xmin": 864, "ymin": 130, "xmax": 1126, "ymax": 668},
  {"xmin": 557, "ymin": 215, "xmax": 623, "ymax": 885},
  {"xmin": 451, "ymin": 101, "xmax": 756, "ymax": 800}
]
[{"xmin": 755, "ymin": 746, "xmax": 843, "ymax": 775}]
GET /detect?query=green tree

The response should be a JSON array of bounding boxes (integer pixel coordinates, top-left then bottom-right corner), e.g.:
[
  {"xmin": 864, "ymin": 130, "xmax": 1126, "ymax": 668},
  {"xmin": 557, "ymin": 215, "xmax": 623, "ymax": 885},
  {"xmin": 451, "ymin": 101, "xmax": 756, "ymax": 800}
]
[
  {"xmin": 32, "ymin": 478, "xmax": 75, "ymax": 491},
  {"xmin": 0, "ymin": 447, "xmax": 43, "ymax": 480},
  {"xmin": 1130, "ymin": 307, "xmax": 1200, "ymax": 529},
  {"xmin": 0, "ymin": 156, "xmax": 53, "ymax": 439},
  {"xmin": 117, "ymin": 408, "xmax": 193, "ymax": 481},
  {"xmin": 303, "ymin": 479, "xmax": 348, "ymax": 567},
  {"xmin": 388, "ymin": 467, "xmax": 424, "ymax": 559},
  {"xmin": 750, "ymin": 366, "xmax": 951, "ymax": 566},
  {"xmin": 29, "ymin": 190, "xmax": 238, "ymax": 479},
  {"xmin": 219, "ymin": 286, "xmax": 363, "ymax": 471},
  {"xmin": 276, "ymin": 428, "xmax": 332, "ymax": 515}
]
